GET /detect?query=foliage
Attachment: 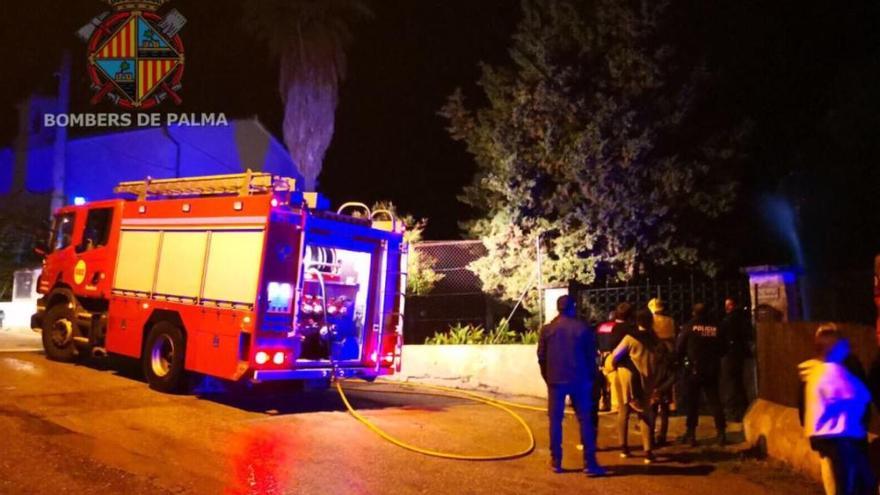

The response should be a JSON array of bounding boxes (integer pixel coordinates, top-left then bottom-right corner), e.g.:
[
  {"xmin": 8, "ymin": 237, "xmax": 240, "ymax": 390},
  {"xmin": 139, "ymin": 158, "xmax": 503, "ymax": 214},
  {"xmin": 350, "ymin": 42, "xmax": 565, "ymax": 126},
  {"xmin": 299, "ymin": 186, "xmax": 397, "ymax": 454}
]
[
  {"xmin": 0, "ymin": 194, "xmax": 48, "ymax": 300},
  {"xmin": 483, "ymin": 317, "xmax": 516, "ymax": 344},
  {"xmin": 518, "ymin": 328, "xmax": 540, "ymax": 345},
  {"xmin": 243, "ymin": 0, "xmax": 372, "ymax": 190},
  {"xmin": 404, "ymin": 218, "xmax": 445, "ymax": 296},
  {"xmin": 440, "ymin": 0, "xmax": 744, "ymax": 314},
  {"xmin": 424, "ymin": 318, "xmax": 538, "ymax": 345},
  {"xmin": 371, "ymin": 201, "xmax": 444, "ymax": 296},
  {"xmin": 425, "ymin": 322, "xmax": 485, "ymax": 345}
]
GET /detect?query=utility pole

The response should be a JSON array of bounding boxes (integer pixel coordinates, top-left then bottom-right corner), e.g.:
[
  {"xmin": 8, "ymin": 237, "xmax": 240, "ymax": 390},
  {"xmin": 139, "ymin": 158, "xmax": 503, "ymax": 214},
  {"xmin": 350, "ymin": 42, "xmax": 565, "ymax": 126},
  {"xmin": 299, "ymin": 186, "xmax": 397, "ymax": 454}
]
[
  {"xmin": 536, "ymin": 234, "xmax": 543, "ymax": 325},
  {"xmin": 50, "ymin": 51, "xmax": 71, "ymax": 216}
]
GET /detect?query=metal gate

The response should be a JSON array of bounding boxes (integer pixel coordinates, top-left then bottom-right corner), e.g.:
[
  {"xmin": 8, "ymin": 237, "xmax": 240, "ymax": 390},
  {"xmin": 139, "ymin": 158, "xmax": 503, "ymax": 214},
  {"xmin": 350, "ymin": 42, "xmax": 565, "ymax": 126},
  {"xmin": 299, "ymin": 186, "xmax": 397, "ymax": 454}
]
[{"xmin": 570, "ymin": 275, "xmax": 751, "ymax": 325}]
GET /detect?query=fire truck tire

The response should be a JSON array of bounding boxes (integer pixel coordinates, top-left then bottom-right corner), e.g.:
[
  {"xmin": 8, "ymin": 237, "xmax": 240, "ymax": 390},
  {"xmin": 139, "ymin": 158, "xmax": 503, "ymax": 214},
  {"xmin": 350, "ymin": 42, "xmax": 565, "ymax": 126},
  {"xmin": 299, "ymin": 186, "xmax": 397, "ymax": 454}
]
[
  {"xmin": 41, "ymin": 304, "xmax": 79, "ymax": 362},
  {"xmin": 142, "ymin": 322, "xmax": 186, "ymax": 393}
]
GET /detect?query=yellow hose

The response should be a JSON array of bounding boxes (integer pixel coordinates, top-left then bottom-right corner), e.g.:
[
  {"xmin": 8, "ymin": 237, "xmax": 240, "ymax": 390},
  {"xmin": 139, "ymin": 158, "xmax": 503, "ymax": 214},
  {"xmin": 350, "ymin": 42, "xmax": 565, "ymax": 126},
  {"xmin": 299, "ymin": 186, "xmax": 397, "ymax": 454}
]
[
  {"xmin": 379, "ymin": 381, "xmax": 574, "ymax": 415},
  {"xmin": 335, "ymin": 380, "xmax": 536, "ymax": 461}
]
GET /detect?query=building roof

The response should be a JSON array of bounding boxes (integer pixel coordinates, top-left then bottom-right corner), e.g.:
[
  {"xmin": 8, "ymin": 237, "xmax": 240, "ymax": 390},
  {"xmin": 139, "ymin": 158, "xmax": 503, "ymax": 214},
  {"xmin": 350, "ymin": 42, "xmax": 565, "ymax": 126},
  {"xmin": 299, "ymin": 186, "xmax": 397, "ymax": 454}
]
[{"xmin": 0, "ymin": 117, "xmax": 300, "ymax": 203}]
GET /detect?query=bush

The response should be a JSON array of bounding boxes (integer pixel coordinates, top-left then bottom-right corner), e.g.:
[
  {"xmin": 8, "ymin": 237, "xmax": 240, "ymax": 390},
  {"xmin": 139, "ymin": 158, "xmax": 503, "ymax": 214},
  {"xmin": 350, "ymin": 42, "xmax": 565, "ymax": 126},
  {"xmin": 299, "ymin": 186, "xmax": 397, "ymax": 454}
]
[
  {"xmin": 518, "ymin": 329, "xmax": 540, "ymax": 345},
  {"xmin": 424, "ymin": 318, "xmax": 539, "ymax": 345}
]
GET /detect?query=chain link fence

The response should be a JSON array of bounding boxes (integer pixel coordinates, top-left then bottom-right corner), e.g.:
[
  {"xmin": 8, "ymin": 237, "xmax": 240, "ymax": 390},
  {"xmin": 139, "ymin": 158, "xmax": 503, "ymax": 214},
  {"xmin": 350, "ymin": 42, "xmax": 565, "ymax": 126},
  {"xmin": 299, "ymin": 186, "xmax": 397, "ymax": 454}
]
[
  {"xmin": 404, "ymin": 240, "xmax": 755, "ymax": 343},
  {"xmin": 404, "ymin": 241, "xmax": 507, "ymax": 344}
]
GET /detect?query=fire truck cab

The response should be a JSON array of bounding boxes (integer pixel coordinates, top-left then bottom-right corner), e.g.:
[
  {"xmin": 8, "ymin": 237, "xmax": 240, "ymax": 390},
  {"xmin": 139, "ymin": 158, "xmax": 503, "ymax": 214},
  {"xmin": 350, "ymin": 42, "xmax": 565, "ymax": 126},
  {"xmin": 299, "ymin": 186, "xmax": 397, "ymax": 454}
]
[{"xmin": 31, "ymin": 172, "xmax": 406, "ymax": 392}]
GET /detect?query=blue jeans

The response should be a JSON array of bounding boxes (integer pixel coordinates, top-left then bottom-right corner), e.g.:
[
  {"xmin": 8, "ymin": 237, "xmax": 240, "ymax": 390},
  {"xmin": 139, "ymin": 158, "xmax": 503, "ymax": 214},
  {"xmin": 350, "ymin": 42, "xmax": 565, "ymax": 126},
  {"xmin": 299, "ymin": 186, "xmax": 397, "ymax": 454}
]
[
  {"xmin": 811, "ymin": 437, "xmax": 876, "ymax": 495},
  {"xmin": 547, "ymin": 381, "xmax": 597, "ymax": 464}
]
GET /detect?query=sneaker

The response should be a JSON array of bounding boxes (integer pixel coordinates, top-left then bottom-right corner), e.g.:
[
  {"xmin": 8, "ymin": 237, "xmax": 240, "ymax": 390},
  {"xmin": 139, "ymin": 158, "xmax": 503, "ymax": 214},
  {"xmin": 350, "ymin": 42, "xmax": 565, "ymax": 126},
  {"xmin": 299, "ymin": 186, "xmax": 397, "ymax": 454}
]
[
  {"xmin": 584, "ymin": 463, "xmax": 607, "ymax": 477},
  {"xmin": 644, "ymin": 452, "xmax": 656, "ymax": 464},
  {"xmin": 550, "ymin": 459, "xmax": 562, "ymax": 474},
  {"xmin": 619, "ymin": 447, "xmax": 631, "ymax": 459}
]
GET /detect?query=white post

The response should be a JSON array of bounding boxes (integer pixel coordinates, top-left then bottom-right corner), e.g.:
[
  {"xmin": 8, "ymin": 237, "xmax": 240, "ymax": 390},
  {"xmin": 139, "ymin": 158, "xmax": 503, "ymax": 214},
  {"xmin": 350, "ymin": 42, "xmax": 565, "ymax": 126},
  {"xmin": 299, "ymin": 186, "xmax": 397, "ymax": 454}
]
[{"xmin": 536, "ymin": 234, "xmax": 543, "ymax": 327}]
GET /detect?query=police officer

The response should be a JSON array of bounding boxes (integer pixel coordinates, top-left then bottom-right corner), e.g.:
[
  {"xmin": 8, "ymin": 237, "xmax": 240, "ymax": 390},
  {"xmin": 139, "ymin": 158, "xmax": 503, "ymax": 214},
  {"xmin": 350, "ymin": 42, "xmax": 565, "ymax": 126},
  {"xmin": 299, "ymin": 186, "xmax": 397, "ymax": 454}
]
[
  {"xmin": 537, "ymin": 295, "xmax": 605, "ymax": 476},
  {"xmin": 677, "ymin": 303, "xmax": 727, "ymax": 446},
  {"xmin": 720, "ymin": 297, "xmax": 753, "ymax": 421}
]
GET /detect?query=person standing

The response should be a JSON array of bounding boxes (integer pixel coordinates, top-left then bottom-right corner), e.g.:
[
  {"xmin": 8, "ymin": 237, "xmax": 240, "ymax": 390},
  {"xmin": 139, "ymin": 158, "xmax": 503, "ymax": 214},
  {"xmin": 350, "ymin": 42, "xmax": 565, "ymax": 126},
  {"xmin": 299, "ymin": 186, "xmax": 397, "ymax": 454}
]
[
  {"xmin": 606, "ymin": 309, "xmax": 671, "ymax": 464},
  {"xmin": 537, "ymin": 295, "xmax": 606, "ymax": 476},
  {"xmin": 720, "ymin": 297, "xmax": 754, "ymax": 421},
  {"xmin": 600, "ymin": 303, "xmax": 636, "ymax": 414},
  {"xmin": 610, "ymin": 302, "xmax": 637, "ymax": 349},
  {"xmin": 799, "ymin": 325, "xmax": 874, "ymax": 495},
  {"xmin": 597, "ymin": 310, "xmax": 620, "ymax": 412},
  {"xmin": 677, "ymin": 303, "xmax": 727, "ymax": 446},
  {"xmin": 648, "ymin": 298, "xmax": 676, "ymax": 342},
  {"xmin": 647, "ymin": 298, "xmax": 676, "ymax": 444}
]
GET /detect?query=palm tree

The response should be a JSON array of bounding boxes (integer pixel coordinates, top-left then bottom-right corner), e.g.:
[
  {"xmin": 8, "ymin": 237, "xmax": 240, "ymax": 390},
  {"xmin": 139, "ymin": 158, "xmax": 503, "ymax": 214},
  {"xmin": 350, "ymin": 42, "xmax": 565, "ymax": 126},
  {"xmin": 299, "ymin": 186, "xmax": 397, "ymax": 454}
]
[{"xmin": 244, "ymin": 0, "xmax": 372, "ymax": 191}]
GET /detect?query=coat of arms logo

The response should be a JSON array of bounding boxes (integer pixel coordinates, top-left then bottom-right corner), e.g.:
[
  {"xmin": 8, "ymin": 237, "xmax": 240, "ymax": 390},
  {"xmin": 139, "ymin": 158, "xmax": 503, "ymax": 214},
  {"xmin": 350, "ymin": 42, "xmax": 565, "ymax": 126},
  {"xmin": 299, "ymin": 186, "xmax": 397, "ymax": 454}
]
[{"xmin": 77, "ymin": 0, "xmax": 186, "ymax": 109}]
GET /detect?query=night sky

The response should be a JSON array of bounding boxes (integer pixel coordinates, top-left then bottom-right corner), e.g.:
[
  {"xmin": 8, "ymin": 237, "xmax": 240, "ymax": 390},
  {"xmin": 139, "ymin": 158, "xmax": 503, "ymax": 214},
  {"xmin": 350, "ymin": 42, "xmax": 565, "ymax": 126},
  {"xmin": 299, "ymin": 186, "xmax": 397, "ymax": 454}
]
[{"xmin": 0, "ymin": 0, "xmax": 878, "ymax": 273}]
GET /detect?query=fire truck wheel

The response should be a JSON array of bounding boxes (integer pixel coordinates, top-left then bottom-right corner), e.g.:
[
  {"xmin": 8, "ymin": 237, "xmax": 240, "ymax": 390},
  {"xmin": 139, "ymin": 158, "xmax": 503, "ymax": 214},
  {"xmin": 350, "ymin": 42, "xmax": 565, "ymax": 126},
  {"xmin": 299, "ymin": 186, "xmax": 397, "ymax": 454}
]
[
  {"xmin": 41, "ymin": 304, "xmax": 79, "ymax": 362},
  {"xmin": 142, "ymin": 322, "xmax": 186, "ymax": 393}
]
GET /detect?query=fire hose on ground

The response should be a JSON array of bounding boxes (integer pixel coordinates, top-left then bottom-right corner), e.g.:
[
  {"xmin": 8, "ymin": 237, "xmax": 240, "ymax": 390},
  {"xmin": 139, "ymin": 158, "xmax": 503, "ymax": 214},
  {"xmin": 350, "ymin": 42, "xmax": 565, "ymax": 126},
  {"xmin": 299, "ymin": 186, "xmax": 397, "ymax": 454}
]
[
  {"xmin": 311, "ymin": 264, "xmax": 545, "ymax": 461},
  {"xmin": 334, "ymin": 380, "xmax": 575, "ymax": 461}
]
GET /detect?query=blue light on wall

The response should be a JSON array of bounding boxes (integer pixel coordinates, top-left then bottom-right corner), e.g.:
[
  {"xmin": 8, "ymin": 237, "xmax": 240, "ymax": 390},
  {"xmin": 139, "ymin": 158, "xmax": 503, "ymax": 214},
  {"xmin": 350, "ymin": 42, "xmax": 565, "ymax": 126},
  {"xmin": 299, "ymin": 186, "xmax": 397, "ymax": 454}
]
[{"xmin": 1, "ymin": 119, "xmax": 300, "ymax": 200}]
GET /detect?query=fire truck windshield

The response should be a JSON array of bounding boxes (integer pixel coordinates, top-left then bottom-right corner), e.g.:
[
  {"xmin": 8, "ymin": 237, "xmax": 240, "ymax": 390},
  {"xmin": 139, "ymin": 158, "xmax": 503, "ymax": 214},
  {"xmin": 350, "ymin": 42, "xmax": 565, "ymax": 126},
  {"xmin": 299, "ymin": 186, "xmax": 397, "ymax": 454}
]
[{"xmin": 51, "ymin": 213, "xmax": 75, "ymax": 251}]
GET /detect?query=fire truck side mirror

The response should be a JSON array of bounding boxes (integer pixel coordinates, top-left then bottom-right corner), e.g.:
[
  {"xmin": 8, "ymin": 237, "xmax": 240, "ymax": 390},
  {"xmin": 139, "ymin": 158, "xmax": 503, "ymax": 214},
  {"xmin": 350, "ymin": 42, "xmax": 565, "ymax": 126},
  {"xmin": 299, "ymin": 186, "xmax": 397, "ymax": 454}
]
[{"xmin": 33, "ymin": 243, "xmax": 48, "ymax": 257}]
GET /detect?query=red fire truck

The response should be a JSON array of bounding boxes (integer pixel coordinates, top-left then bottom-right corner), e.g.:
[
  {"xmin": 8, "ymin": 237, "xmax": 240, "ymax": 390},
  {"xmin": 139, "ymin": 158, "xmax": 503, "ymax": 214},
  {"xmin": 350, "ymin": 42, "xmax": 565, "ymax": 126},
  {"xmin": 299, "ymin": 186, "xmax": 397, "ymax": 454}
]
[{"xmin": 31, "ymin": 172, "xmax": 406, "ymax": 392}]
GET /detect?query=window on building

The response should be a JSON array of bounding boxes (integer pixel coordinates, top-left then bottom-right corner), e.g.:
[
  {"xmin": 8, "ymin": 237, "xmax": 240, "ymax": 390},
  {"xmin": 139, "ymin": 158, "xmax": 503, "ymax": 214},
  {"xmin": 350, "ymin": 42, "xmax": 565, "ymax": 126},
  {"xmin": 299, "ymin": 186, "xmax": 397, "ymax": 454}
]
[
  {"xmin": 51, "ymin": 213, "xmax": 75, "ymax": 252},
  {"xmin": 77, "ymin": 208, "xmax": 113, "ymax": 252}
]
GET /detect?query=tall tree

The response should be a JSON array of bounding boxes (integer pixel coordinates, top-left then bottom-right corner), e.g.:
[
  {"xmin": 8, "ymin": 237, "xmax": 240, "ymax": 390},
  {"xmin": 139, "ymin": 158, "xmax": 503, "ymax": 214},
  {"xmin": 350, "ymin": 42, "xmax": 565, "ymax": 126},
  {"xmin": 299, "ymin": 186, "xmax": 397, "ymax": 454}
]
[
  {"xmin": 244, "ymin": 0, "xmax": 372, "ymax": 190},
  {"xmin": 441, "ymin": 0, "xmax": 744, "ymax": 314}
]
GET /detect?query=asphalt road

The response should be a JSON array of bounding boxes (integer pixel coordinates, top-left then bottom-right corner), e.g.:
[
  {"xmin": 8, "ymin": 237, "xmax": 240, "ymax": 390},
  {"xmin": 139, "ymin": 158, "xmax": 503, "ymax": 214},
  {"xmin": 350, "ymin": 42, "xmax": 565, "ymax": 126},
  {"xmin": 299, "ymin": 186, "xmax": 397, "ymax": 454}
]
[{"xmin": 0, "ymin": 349, "xmax": 822, "ymax": 495}]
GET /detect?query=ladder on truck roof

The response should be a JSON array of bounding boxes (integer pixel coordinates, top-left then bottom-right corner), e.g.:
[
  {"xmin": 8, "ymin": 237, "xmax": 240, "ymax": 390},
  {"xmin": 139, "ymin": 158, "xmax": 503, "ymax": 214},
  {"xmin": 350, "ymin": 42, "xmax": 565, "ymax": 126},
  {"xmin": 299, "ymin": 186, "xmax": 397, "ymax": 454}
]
[{"xmin": 114, "ymin": 170, "xmax": 296, "ymax": 201}]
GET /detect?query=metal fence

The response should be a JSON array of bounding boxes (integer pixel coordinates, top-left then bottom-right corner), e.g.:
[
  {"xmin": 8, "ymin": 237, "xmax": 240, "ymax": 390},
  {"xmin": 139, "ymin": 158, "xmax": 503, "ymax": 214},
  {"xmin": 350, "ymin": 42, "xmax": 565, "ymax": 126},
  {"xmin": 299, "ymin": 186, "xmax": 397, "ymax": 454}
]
[
  {"xmin": 404, "ymin": 240, "xmax": 497, "ymax": 344},
  {"xmin": 570, "ymin": 276, "xmax": 752, "ymax": 325},
  {"xmin": 403, "ymin": 239, "xmax": 754, "ymax": 343}
]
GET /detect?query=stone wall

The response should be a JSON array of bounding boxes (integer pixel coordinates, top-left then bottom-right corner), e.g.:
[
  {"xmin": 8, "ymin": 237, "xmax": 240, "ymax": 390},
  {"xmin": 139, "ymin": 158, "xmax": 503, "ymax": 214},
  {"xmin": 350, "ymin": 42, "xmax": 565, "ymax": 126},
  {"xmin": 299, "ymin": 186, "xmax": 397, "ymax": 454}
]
[
  {"xmin": 387, "ymin": 344, "xmax": 547, "ymax": 398},
  {"xmin": 743, "ymin": 399, "xmax": 823, "ymax": 480},
  {"xmin": 0, "ymin": 301, "xmax": 37, "ymax": 329}
]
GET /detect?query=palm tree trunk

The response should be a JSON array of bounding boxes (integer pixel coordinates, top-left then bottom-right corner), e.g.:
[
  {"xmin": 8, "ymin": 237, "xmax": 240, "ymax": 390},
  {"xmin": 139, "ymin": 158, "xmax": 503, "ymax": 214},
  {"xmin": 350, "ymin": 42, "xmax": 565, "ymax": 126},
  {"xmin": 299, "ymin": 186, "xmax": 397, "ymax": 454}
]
[{"xmin": 279, "ymin": 31, "xmax": 341, "ymax": 191}]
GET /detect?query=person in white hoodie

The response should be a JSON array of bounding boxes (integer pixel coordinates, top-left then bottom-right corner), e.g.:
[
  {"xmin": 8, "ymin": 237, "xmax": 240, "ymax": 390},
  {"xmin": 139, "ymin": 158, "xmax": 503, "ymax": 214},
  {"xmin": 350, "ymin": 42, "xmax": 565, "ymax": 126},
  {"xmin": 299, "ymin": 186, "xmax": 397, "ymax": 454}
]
[{"xmin": 798, "ymin": 324, "xmax": 875, "ymax": 495}]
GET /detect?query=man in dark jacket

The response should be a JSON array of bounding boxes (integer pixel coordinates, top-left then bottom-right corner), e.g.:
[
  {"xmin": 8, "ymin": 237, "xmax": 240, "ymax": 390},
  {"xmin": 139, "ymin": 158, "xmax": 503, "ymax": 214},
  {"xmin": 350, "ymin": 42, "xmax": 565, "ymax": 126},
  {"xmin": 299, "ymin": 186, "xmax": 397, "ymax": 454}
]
[
  {"xmin": 677, "ymin": 303, "xmax": 727, "ymax": 446},
  {"xmin": 538, "ymin": 295, "xmax": 605, "ymax": 476},
  {"xmin": 720, "ymin": 297, "xmax": 753, "ymax": 421},
  {"xmin": 609, "ymin": 302, "xmax": 637, "ymax": 350}
]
